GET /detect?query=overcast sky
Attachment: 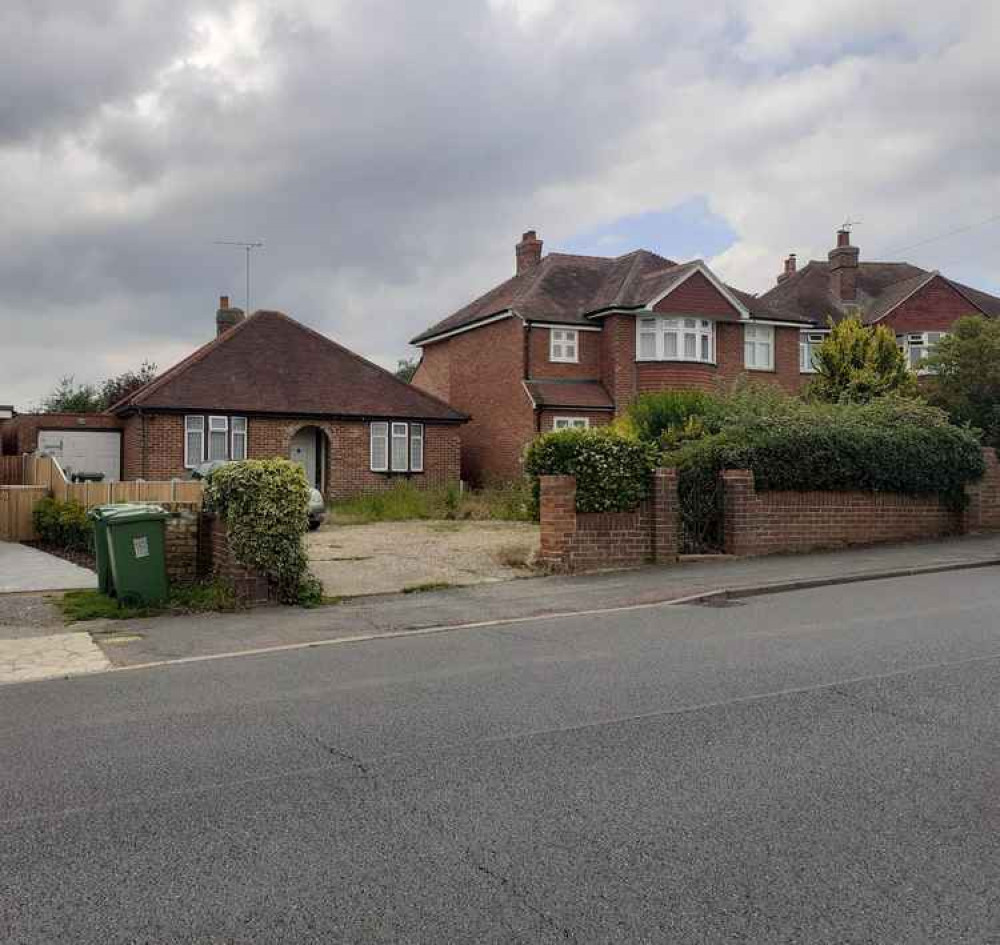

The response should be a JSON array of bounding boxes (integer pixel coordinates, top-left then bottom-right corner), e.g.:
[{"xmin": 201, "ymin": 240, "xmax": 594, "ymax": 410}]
[{"xmin": 2, "ymin": 0, "xmax": 999, "ymax": 408}]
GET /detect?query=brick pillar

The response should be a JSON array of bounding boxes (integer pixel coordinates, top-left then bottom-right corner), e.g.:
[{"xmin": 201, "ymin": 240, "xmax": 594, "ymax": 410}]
[
  {"xmin": 651, "ymin": 468, "xmax": 679, "ymax": 563},
  {"xmin": 538, "ymin": 475, "xmax": 578, "ymax": 571},
  {"xmin": 965, "ymin": 447, "xmax": 1000, "ymax": 533},
  {"xmin": 721, "ymin": 469, "xmax": 758, "ymax": 556}
]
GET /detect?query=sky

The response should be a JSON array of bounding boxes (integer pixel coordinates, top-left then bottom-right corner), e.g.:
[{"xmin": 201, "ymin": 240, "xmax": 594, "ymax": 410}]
[{"xmin": 2, "ymin": 0, "xmax": 999, "ymax": 408}]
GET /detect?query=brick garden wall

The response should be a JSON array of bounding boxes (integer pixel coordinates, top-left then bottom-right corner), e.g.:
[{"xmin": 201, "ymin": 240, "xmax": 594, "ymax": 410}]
[
  {"xmin": 161, "ymin": 502, "xmax": 201, "ymax": 586},
  {"xmin": 721, "ymin": 448, "xmax": 1000, "ymax": 556},
  {"xmin": 197, "ymin": 513, "xmax": 272, "ymax": 604},
  {"xmin": 537, "ymin": 468, "xmax": 678, "ymax": 573}
]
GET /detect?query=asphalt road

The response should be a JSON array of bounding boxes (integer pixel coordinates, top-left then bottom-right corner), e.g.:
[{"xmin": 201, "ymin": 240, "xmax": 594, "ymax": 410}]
[{"xmin": 2, "ymin": 569, "xmax": 999, "ymax": 943}]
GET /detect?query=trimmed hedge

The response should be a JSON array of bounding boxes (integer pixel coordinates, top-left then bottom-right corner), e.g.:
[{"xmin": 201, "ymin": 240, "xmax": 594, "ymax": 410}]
[
  {"xmin": 32, "ymin": 497, "xmax": 93, "ymax": 552},
  {"xmin": 204, "ymin": 459, "xmax": 322, "ymax": 605},
  {"xmin": 524, "ymin": 428, "xmax": 661, "ymax": 513}
]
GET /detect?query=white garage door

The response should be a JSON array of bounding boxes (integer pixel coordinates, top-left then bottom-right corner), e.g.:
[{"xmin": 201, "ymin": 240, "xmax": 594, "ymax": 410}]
[{"xmin": 37, "ymin": 430, "xmax": 122, "ymax": 482}]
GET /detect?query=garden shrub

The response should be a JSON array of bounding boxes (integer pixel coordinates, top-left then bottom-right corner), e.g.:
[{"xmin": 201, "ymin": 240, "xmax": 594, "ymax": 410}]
[
  {"xmin": 204, "ymin": 459, "xmax": 318, "ymax": 605},
  {"xmin": 663, "ymin": 395, "xmax": 986, "ymax": 549},
  {"xmin": 523, "ymin": 428, "xmax": 661, "ymax": 514},
  {"xmin": 626, "ymin": 390, "xmax": 717, "ymax": 445},
  {"xmin": 32, "ymin": 497, "xmax": 93, "ymax": 552}
]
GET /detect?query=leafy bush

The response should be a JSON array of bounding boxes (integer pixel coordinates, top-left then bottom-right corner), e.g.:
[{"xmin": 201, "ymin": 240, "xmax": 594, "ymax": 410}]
[
  {"xmin": 32, "ymin": 497, "xmax": 93, "ymax": 551},
  {"xmin": 626, "ymin": 391, "xmax": 716, "ymax": 445},
  {"xmin": 807, "ymin": 316, "xmax": 917, "ymax": 403},
  {"xmin": 926, "ymin": 314, "xmax": 1000, "ymax": 448},
  {"xmin": 523, "ymin": 428, "xmax": 661, "ymax": 513},
  {"xmin": 664, "ymin": 396, "xmax": 985, "ymax": 548},
  {"xmin": 204, "ymin": 459, "xmax": 317, "ymax": 605}
]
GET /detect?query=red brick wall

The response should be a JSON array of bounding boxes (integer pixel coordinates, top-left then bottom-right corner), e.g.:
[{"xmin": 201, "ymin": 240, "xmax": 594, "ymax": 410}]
[
  {"xmin": 538, "ymin": 410, "xmax": 613, "ymax": 432},
  {"xmin": 720, "ymin": 452, "xmax": 1000, "ymax": 556},
  {"xmin": 1, "ymin": 413, "xmax": 124, "ymax": 455},
  {"xmin": 200, "ymin": 513, "xmax": 272, "ymax": 604},
  {"xmin": 883, "ymin": 275, "xmax": 984, "ymax": 334},
  {"xmin": 414, "ymin": 317, "xmax": 535, "ymax": 485},
  {"xmin": 121, "ymin": 413, "xmax": 461, "ymax": 501},
  {"xmin": 537, "ymin": 469, "xmax": 678, "ymax": 573},
  {"xmin": 526, "ymin": 326, "xmax": 602, "ymax": 379},
  {"xmin": 412, "ymin": 346, "xmax": 451, "ymax": 402},
  {"xmin": 652, "ymin": 271, "xmax": 742, "ymax": 320},
  {"xmin": 601, "ymin": 314, "xmax": 638, "ymax": 415}
]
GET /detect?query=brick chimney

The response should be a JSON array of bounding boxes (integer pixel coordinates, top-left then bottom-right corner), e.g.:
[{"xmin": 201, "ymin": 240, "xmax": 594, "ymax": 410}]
[
  {"xmin": 516, "ymin": 230, "xmax": 543, "ymax": 275},
  {"xmin": 776, "ymin": 253, "xmax": 797, "ymax": 285},
  {"xmin": 216, "ymin": 295, "xmax": 245, "ymax": 336},
  {"xmin": 828, "ymin": 228, "xmax": 860, "ymax": 302}
]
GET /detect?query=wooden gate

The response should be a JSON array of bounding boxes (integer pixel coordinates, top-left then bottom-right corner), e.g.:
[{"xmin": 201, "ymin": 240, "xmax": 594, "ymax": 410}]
[{"xmin": 0, "ymin": 487, "xmax": 48, "ymax": 541}]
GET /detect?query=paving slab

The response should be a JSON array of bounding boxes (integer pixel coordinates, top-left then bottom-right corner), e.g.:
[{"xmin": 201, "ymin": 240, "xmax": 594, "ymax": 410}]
[
  {"xmin": 0, "ymin": 542, "xmax": 97, "ymax": 593},
  {"xmin": 0, "ymin": 632, "xmax": 110, "ymax": 685}
]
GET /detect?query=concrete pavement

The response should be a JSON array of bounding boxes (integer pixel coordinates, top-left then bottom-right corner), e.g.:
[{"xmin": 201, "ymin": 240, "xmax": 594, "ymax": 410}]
[
  {"xmin": 0, "ymin": 541, "xmax": 96, "ymax": 593},
  {"xmin": 1, "ymin": 568, "xmax": 998, "ymax": 943},
  {"xmin": 93, "ymin": 531, "xmax": 1000, "ymax": 668}
]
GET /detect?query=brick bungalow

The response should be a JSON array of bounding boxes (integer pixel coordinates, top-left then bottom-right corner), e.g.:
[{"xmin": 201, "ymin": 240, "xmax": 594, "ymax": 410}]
[
  {"xmin": 4, "ymin": 300, "xmax": 466, "ymax": 499},
  {"xmin": 411, "ymin": 228, "xmax": 1000, "ymax": 485}
]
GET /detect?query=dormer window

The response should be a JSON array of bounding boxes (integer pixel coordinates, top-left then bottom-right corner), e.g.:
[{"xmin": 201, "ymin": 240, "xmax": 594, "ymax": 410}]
[
  {"xmin": 636, "ymin": 316, "xmax": 714, "ymax": 364},
  {"xmin": 550, "ymin": 329, "xmax": 579, "ymax": 363}
]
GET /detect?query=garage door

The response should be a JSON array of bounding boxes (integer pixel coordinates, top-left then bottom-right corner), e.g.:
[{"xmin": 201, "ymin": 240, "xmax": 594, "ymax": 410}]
[{"xmin": 37, "ymin": 430, "xmax": 122, "ymax": 482}]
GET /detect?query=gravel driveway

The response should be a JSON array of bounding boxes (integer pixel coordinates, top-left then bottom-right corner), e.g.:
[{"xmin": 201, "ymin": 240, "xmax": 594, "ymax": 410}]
[{"xmin": 306, "ymin": 520, "xmax": 540, "ymax": 597}]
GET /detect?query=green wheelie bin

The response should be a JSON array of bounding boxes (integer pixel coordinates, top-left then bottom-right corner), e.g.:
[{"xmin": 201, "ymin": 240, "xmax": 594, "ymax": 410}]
[
  {"xmin": 87, "ymin": 504, "xmax": 121, "ymax": 595},
  {"xmin": 104, "ymin": 505, "xmax": 170, "ymax": 605}
]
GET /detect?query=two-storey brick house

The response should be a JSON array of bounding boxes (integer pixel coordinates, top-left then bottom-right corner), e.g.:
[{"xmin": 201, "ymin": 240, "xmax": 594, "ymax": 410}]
[
  {"xmin": 760, "ymin": 228, "xmax": 1000, "ymax": 374},
  {"xmin": 410, "ymin": 231, "xmax": 809, "ymax": 483}
]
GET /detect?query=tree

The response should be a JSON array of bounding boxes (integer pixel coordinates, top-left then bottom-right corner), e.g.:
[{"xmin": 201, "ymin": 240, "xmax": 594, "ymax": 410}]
[
  {"xmin": 395, "ymin": 357, "xmax": 419, "ymax": 383},
  {"xmin": 39, "ymin": 376, "xmax": 103, "ymax": 413},
  {"xmin": 38, "ymin": 361, "xmax": 158, "ymax": 414},
  {"xmin": 925, "ymin": 315, "xmax": 1000, "ymax": 447},
  {"xmin": 99, "ymin": 361, "xmax": 157, "ymax": 410},
  {"xmin": 808, "ymin": 316, "xmax": 916, "ymax": 403}
]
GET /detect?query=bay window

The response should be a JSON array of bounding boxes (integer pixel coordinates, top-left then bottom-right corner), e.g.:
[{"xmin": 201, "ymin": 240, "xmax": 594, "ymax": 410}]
[
  {"xmin": 744, "ymin": 324, "xmax": 774, "ymax": 370},
  {"xmin": 636, "ymin": 316, "xmax": 714, "ymax": 363},
  {"xmin": 370, "ymin": 421, "xmax": 424, "ymax": 473}
]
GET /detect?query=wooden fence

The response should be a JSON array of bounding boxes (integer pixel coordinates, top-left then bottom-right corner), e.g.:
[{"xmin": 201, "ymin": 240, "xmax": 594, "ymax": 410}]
[
  {"xmin": 0, "ymin": 456, "xmax": 23, "ymax": 486},
  {"xmin": 0, "ymin": 455, "xmax": 204, "ymax": 541}
]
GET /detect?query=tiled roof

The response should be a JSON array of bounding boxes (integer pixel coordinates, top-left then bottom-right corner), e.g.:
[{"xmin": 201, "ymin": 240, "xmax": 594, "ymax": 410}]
[
  {"xmin": 113, "ymin": 310, "xmax": 466, "ymax": 421},
  {"xmin": 755, "ymin": 260, "xmax": 1000, "ymax": 327},
  {"xmin": 523, "ymin": 379, "xmax": 614, "ymax": 410}
]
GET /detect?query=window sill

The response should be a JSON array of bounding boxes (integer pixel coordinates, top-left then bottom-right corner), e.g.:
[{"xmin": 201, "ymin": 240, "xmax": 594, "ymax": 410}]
[
  {"xmin": 549, "ymin": 359, "xmax": 580, "ymax": 365},
  {"xmin": 746, "ymin": 366, "xmax": 775, "ymax": 373},
  {"xmin": 635, "ymin": 358, "xmax": 717, "ymax": 366}
]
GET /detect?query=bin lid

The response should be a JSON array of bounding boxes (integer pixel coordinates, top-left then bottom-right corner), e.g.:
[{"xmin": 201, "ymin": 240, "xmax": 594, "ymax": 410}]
[
  {"xmin": 88, "ymin": 502, "xmax": 162, "ymax": 522},
  {"xmin": 102, "ymin": 504, "xmax": 169, "ymax": 525}
]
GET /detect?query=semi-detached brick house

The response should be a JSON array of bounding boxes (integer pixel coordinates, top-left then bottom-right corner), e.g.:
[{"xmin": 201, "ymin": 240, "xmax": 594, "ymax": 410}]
[
  {"xmin": 103, "ymin": 301, "xmax": 466, "ymax": 500},
  {"xmin": 411, "ymin": 228, "xmax": 1000, "ymax": 485}
]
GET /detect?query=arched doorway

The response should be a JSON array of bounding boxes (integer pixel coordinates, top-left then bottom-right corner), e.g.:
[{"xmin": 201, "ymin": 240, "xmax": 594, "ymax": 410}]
[{"xmin": 289, "ymin": 426, "xmax": 329, "ymax": 493}]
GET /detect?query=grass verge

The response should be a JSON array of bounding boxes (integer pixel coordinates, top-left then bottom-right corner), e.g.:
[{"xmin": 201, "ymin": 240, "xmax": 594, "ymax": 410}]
[{"xmin": 59, "ymin": 582, "xmax": 240, "ymax": 623}]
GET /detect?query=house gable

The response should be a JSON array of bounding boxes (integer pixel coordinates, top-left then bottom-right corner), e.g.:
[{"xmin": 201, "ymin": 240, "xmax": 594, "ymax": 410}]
[
  {"xmin": 879, "ymin": 274, "xmax": 988, "ymax": 334},
  {"xmin": 650, "ymin": 269, "xmax": 745, "ymax": 321}
]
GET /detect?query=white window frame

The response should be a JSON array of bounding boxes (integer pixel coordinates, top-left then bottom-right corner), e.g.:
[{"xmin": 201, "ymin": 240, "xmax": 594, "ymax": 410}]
[
  {"xmin": 744, "ymin": 324, "xmax": 774, "ymax": 371},
  {"xmin": 900, "ymin": 331, "xmax": 946, "ymax": 373},
  {"xmin": 549, "ymin": 328, "xmax": 579, "ymax": 363},
  {"xmin": 207, "ymin": 415, "xmax": 229, "ymax": 462},
  {"xmin": 553, "ymin": 417, "xmax": 590, "ymax": 431},
  {"xmin": 800, "ymin": 332, "xmax": 826, "ymax": 373},
  {"xmin": 370, "ymin": 422, "xmax": 389, "ymax": 472},
  {"xmin": 230, "ymin": 416, "xmax": 247, "ymax": 461},
  {"xmin": 184, "ymin": 415, "xmax": 205, "ymax": 469},
  {"xmin": 409, "ymin": 423, "xmax": 424, "ymax": 473},
  {"xmin": 390, "ymin": 422, "xmax": 409, "ymax": 472},
  {"xmin": 635, "ymin": 316, "xmax": 715, "ymax": 364}
]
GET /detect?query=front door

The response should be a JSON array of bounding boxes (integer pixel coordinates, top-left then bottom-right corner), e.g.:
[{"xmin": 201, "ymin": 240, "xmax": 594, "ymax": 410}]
[{"xmin": 290, "ymin": 428, "xmax": 318, "ymax": 489}]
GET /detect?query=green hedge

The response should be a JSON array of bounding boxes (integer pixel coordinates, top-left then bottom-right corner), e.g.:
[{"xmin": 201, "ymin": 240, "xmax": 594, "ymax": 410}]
[
  {"xmin": 204, "ymin": 459, "xmax": 322, "ymax": 605},
  {"xmin": 523, "ymin": 428, "xmax": 661, "ymax": 513},
  {"xmin": 664, "ymin": 398, "xmax": 985, "ymax": 550},
  {"xmin": 32, "ymin": 497, "xmax": 93, "ymax": 552}
]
